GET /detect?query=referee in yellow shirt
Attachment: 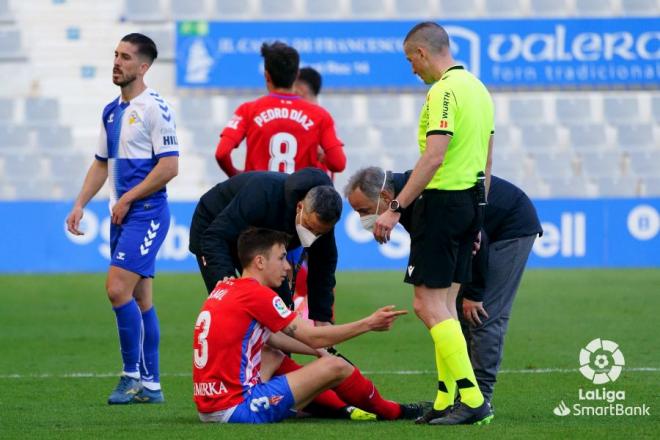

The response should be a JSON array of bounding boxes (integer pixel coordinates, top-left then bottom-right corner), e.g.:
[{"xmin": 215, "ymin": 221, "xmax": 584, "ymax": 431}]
[{"xmin": 373, "ymin": 22, "xmax": 494, "ymax": 425}]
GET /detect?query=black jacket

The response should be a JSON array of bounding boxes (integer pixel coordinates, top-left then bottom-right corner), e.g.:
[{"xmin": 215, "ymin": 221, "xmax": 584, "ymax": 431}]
[
  {"xmin": 189, "ymin": 168, "xmax": 337, "ymax": 322},
  {"xmin": 393, "ymin": 172, "xmax": 542, "ymax": 302}
]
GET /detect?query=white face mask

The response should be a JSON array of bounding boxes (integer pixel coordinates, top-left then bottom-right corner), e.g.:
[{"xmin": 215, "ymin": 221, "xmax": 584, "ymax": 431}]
[
  {"xmin": 360, "ymin": 171, "xmax": 388, "ymax": 232},
  {"xmin": 296, "ymin": 209, "xmax": 319, "ymax": 248}
]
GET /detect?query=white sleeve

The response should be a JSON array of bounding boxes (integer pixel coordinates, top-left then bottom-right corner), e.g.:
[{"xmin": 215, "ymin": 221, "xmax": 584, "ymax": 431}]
[
  {"xmin": 148, "ymin": 99, "xmax": 179, "ymax": 158},
  {"xmin": 95, "ymin": 120, "xmax": 108, "ymax": 161}
]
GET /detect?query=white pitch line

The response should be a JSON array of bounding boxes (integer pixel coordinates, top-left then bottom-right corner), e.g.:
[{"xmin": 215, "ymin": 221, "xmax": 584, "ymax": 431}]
[{"xmin": 0, "ymin": 367, "xmax": 657, "ymax": 379}]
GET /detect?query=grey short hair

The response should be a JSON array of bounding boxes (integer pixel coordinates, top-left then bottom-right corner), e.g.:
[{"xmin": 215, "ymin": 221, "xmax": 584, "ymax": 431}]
[
  {"xmin": 303, "ymin": 185, "xmax": 342, "ymax": 224},
  {"xmin": 404, "ymin": 22, "xmax": 450, "ymax": 54},
  {"xmin": 343, "ymin": 167, "xmax": 394, "ymax": 200}
]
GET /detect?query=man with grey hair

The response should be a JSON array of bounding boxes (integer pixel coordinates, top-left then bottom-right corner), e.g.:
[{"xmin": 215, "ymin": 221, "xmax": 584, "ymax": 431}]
[
  {"xmin": 370, "ymin": 21, "xmax": 495, "ymax": 425},
  {"xmin": 345, "ymin": 167, "xmax": 541, "ymax": 422},
  {"xmin": 189, "ymin": 168, "xmax": 342, "ymax": 325}
]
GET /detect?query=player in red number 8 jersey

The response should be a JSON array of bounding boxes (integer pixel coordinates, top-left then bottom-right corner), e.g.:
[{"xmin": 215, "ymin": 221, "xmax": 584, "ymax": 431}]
[
  {"xmin": 193, "ymin": 228, "xmax": 426, "ymax": 424},
  {"xmin": 215, "ymin": 42, "xmax": 346, "ymax": 177}
]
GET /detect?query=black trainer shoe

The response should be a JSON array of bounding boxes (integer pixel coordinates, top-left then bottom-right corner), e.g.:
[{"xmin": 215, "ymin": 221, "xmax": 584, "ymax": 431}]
[
  {"xmin": 415, "ymin": 406, "xmax": 452, "ymax": 424},
  {"xmin": 398, "ymin": 401, "xmax": 432, "ymax": 420},
  {"xmin": 429, "ymin": 401, "xmax": 494, "ymax": 425}
]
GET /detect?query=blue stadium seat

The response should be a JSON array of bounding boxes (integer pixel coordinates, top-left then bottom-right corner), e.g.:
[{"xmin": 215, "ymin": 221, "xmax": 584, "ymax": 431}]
[
  {"xmin": 603, "ymin": 96, "xmax": 640, "ymax": 123},
  {"xmin": 0, "ymin": 124, "xmax": 30, "ymax": 148},
  {"xmin": 595, "ymin": 176, "xmax": 640, "ymax": 197},
  {"xmin": 575, "ymin": 0, "xmax": 616, "ymax": 16},
  {"xmin": 350, "ymin": 0, "xmax": 387, "ymax": 17},
  {"xmin": 529, "ymin": 0, "xmax": 572, "ymax": 16},
  {"xmin": 122, "ymin": 0, "xmax": 166, "ymax": 22},
  {"xmin": 170, "ymin": 0, "xmax": 207, "ymax": 20},
  {"xmin": 215, "ymin": 0, "xmax": 253, "ymax": 17},
  {"xmin": 36, "ymin": 126, "xmax": 73, "ymax": 149},
  {"xmin": 483, "ymin": 0, "xmax": 525, "ymax": 17},
  {"xmin": 620, "ymin": 0, "xmax": 659, "ymax": 16},
  {"xmin": 651, "ymin": 96, "xmax": 660, "ymax": 122},
  {"xmin": 567, "ymin": 123, "xmax": 609, "ymax": 152},
  {"xmin": 555, "ymin": 97, "xmax": 594, "ymax": 124},
  {"xmin": 493, "ymin": 125, "xmax": 518, "ymax": 151},
  {"xmin": 261, "ymin": 0, "xmax": 297, "ymax": 17},
  {"xmin": 491, "ymin": 154, "xmax": 525, "ymax": 183},
  {"xmin": 439, "ymin": 0, "xmax": 480, "ymax": 17},
  {"xmin": 376, "ymin": 125, "xmax": 416, "ymax": 148},
  {"xmin": 579, "ymin": 151, "xmax": 624, "ymax": 178},
  {"xmin": 628, "ymin": 150, "xmax": 660, "ymax": 177},
  {"xmin": 642, "ymin": 176, "xmax": 660, "ymax": 196},
  {"xmin": 545, "ymin": 176, "xmax": 593, "ymax": 198},
  {"xmin": 3, "ymin": 154, "xmax": 41, "ymax": 180},
  {"xmin": 192, "ymin": 125, "xmax": 221, "ymax": 151},
  {"xmin": 0, "ymin": 97, "xmax": 14, "ymax": 122},
  {"xmin": 394, "ymin": 0, "xmax": 432, "ymax": 17},
  {"xmin": 0, "ymin": 28, "xmax": 22, "ymax": 59},
  {"xmin": 48, "ymin": 153, "xmax": 89, "ymax": 184},
  {"xmin": 367, "ymin": 96, "xmax": 405, "ymax": 123},
  {"xmin": 337, "ymin": 126, "xmax": 374, "ymax": 150},
  {"xmin": 531, "ymin": 151, "xmax": 576, "ymax": 180},
  {"xmin": 0, "ymin": 0, "xmax": 15, "ymax": 23},
  {"xmin": 319, "ymin": 96, "xmax": 357, "ymax": 125},
  {"xmin": 616, "ymin": 123, "xmax": 656, "ymax": 151},
  {"xmin": 520, "ymin": 124, "xmax": 561, "ymax": 151},
  {"xmin": 508, "ymin": 97, "xmax": 545, "ymax": 123},
  {"xmin": 25, "ymin": 97, "xmax": 59, "ymax": 126},
  {"xmin": 180, "ymin": 97, "xmax": 214, "ymax": 126}
]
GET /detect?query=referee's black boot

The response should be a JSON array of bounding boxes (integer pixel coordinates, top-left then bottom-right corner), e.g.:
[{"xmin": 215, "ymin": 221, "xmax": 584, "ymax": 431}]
[
  {"xmin": 428, "ymin": 400, "xmax": 493, "ymax": 425},
  {"xmin": 414, "ymin": 406, "xmax": 452, "ymax": 424}
]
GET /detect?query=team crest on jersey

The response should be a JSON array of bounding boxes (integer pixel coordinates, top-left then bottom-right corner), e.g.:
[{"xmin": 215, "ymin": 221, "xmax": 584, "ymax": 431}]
[
  {"xmin": 272, "ymin": 297, "xmax": 291, "ymax": 318},
  {"xmin": 128, "ymin": 111, "xmax": 141, "ymax": 126},
  {"xmin": 269, "ymin": 395, "xmax": 284, "ymax": 406},
  {"xmin": 226, "ymin": 115, "xmax": 242, "ymax": 130}
]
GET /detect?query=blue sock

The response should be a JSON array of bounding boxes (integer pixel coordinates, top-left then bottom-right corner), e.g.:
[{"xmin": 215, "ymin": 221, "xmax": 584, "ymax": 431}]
[
  {"xmin": 113, "ymin": 299, "xmax": 142, "ymax": 375},
  {"xmin": 140, "ymin": 306, "xmax": 160, "ymax": 389}
]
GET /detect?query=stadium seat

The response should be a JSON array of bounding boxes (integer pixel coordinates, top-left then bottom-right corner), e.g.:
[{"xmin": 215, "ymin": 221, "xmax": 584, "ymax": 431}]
[
  {"xmin": 574, "ymin": 0, "xmax": 617, "ymax": 16},
  {"xmin": 191, "ymin": 125, "xmax": 221, "ymax": 151},
  {"xmin": 2, "ymin": 154, "xmax": 43, "ymax": 180},
  {"xmin": 0, "ymin": 97, "xmax": 14, "ymax": 122},
  {"xmin": 620, "ymin": 0, "xmax": 659, "ymax": 16},
  {"xmin": 48, "ymin": 153, "xmax": 90, "ymax": 184},
  {"xmin": 170, "ymin": 0, "xmax": 207, "ymax": 20},
  {"xmin": 513, "ymin": 176, "xmax": 549, "ymax": 198},
  {"xmin": 529, "ymin": 0, "xmax": 572, "ymax": 16},
  {"xmin": 0, "ymin": 124, "xmax": 30, "ymax": 148},
  {"xmin": 545, "ymin": 176, "xmax": 594, "ymax": 198},
  {"xmin": 508, "ymin": 97, "xmax": 546, "ymax": 123},
  {"xmin": 438, "ymin": 0, "xmax": 481, "ymax": 17},
  {"xmin": 493, "ymin": 125, "xmax": 518, "ymax": 151},
  {"xmin": 0, "ymin": 28, "xmax": 22, "ymax": 59},
  {"xmin": 519, "ymin": 124, "xmax": 562, "ymax": 151},
  {"xmin": 651, "ymin": 96, "xmax": 660, "ymax": 123},
  {"xmin": 603, "ymin": 96, "xmax": 640, "ymax": 123},
  {"xmin": 394, "ymin": 0, "xmax": 433, "ymax": 17},
  {"xmin": 180, "ymin": 97, "xmax": 214, "ymax": 127},
  {"xmin": 337, "ymin": 126, "xmax": 376, "ymax": 150},
  {"xmin": 215, "ymin": 0, "xmax": 253, "ymax": 17},
  {"xmin": 579, "ymin": 151, "xmax": 624, "ymax": 178},
  {"xmin": 483, "ymin": 0, "xmax": 526, "ymax": 17},
  {"xmin": 367, "ymin": 95, "xmax": 406, "ymax": 124},
  {"xmin": 642, "ymin": 176, "xmax": 660, "ymax": 196},
  {"xmin": 25, "ymin": 98, "xmax": 59, "ymax": 126},
  {"xmin": 376, "ymin": 125, "xmax": 416, "ymax": 148},
  {"xmin": 122, "ymin": 0, "xmax": 166, "ymax": 22},
  {"xmin": 261, "ymin": 0, "xmax": 298, "ymax": 17},
  {"xmin": 567, "ymin": 123, "xmax": 610, "ymax": 152},
  {"xmin": 531, "ymin": 151, "xmax": 576, "ymax": 180},
  {"xmin": 616, "ymin": 123, "xmax": 656, "ymax": 151},
  {"xmin": 555, "ymin": 96, "xmax": 594, "ymax": 124},
  {"xmin": 491, "ymin": 154, "xmax": 525, "ymax": 183},
  {"xmin": 36, "ymin": 126, "xmax": 73, "ymax": 149},
  {"xmin": 595, "ymin": 176, "xmax": 641, "ymax": 197},
  {"xmin": 143, "ymin": 28, "xmax": 174, "ymax": 60},
  {"xmin": 627, "ymin": 150, "xmax": 660, "ymax": 177},
  {"xmin": 319, "ymin": 96, "xmax": 358, "ymax": 125},
  {"xmin": 0, "ymin": 0, "xmax": 14, "ymax": 23},
  {"xmin": 349, "ymin": 0, "xmax": 388, "ymax": 17}
]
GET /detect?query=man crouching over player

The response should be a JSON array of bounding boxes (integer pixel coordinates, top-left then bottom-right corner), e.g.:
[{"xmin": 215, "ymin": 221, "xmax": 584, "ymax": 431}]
[{"xmin": 193, "ymin": 227, "xmax": 423, "ymax": 423}]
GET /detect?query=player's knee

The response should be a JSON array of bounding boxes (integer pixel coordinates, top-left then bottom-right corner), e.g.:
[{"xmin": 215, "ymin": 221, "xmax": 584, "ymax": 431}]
[
  {"xmin": 412, "ymin": 295, "xmax": 426, "ymax": 320},
  {"xmin": 324, "ymin": 355, "xmax": 353, "ymax": 380},
  {"xmin": 105, "ymin": 279, "xmax": 132, "ymax": 306}
]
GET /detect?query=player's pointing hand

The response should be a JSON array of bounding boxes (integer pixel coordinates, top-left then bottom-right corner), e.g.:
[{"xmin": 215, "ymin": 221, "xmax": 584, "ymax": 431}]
[{"xmin": 368, "ymin": 305, "xmax": 408, "ymax": 331}]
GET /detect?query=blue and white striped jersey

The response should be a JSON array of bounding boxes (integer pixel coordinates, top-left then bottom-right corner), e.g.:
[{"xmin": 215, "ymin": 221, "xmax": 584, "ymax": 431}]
[{"xmin": 95, "ymin": 88, "xmax": 179, "ymax": 216}]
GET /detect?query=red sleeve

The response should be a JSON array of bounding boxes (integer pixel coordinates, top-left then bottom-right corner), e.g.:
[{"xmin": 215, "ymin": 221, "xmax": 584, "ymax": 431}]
[
  {"xmin": 246, "ymin": 286, "xmax": 296, "ymax": 333},
  {"xmin": 220, "ymin": 103, "xmax": 249, "ymax": 145},
  {"xmin": 318, "ymin": 112, "xmax": 346, "ymax": 172},
  {"xmin": 215, "ymin": 136, "xmax": 240, "ymax": 177}
]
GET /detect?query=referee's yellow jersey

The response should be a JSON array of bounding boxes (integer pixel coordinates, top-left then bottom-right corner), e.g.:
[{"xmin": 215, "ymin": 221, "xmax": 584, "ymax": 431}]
[{"xmin": 417, "ymin": 65, "xmax": 494, "ymax": 191}]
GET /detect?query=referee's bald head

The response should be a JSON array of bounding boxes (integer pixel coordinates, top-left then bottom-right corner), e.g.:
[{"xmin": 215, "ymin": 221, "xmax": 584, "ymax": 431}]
[{"xmin": 404, "ymin": 22, "xmax": 450, "ymax": 55}]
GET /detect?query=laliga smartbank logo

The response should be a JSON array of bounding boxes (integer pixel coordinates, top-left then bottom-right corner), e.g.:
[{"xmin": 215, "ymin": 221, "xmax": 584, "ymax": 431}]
[{"xmin": 553, "ymin": 339, "xmax": 651, "ymax": 417}]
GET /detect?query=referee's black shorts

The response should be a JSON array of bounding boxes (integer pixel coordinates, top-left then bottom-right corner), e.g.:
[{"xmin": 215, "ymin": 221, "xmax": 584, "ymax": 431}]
[{"xmin": 404, "ymin": 188, "xmax": 479, "ymax": 288}]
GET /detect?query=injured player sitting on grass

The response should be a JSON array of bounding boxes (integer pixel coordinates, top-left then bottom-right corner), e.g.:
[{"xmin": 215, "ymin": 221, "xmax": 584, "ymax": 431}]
[{"xmin": 193, "ymin": 227, "xmax": 427, "ymax": 424}]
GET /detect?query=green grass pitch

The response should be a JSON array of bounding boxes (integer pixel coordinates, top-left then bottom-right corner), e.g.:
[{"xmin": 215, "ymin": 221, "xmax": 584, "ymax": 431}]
[{"xmin": 0, "ymin": 269, "xmax": 658, "ymax": 439}]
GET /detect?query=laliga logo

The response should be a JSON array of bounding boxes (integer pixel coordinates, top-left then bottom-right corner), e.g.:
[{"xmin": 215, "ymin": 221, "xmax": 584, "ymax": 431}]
[
  {"xmin": 445, "ymin": 26, "xmax": 481, "ymax": 77},
  {"xmin": 579, "ymin": 338, "xmax": 625, "ymax": 385}
]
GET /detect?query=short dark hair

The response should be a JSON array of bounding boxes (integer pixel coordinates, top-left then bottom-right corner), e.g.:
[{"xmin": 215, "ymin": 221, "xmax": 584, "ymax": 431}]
[
  {"xmin": 121, "ymin": 33, "xmax": 158, "ymax": 63},
  {"xmin": 297, "ymin": 67, "xmax": 322, "ymax": 96},
  {"xmin": 404, "ymin": 22, "xmax": 450, "ymax": 54},
  {"xmin": 237, "ymin": 227, "xmax": 290, "ymax": 269},
  {"xmin": 261, "ymin": 41, "xmax": 299, "ymax": 89},
  {"xmin": 303, "ymin": 185, "xmax": 342, "ymax": 224}
]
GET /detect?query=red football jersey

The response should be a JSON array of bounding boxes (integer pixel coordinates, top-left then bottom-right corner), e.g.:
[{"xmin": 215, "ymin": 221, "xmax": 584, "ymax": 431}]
[
  {"xmin": 220, "ymin": 92, "xmax": 345, "ymax": 173},
  {"xmin": 193, "ymin": 278, "xmax": 296, "ymax": 413}
]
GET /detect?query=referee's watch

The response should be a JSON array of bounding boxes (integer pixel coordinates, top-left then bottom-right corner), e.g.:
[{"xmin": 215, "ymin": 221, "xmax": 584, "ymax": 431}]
[{"xmin": 389, "ymin": 199, "xmax": 404, "ymax": 213}]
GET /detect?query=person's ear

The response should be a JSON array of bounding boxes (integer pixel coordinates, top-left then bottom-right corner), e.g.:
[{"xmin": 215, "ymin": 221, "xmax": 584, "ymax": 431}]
[{"xmin": 255, "ymin": 255, "xmax": 264, "ymax": 270}]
